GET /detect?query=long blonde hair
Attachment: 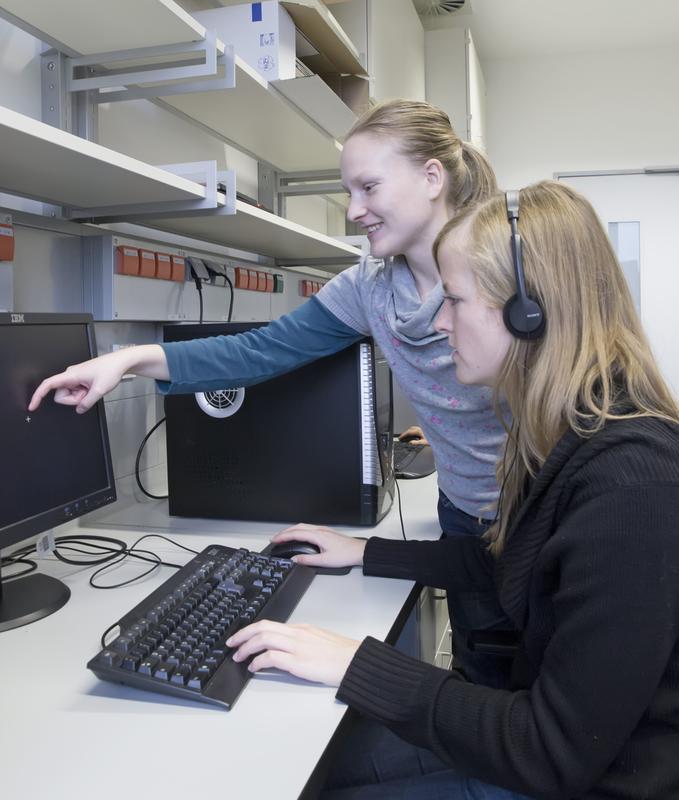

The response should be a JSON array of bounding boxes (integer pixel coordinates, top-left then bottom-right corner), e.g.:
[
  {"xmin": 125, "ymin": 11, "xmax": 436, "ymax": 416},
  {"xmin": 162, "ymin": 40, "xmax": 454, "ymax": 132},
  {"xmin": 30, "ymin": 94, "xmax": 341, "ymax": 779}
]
[
  {"xmin": 346, "ymin": 99, "xmax": 497, "ymax": 212},
  {"xmin": 436, "ymin": 181, "xmax": 679, "ymax": 553}
]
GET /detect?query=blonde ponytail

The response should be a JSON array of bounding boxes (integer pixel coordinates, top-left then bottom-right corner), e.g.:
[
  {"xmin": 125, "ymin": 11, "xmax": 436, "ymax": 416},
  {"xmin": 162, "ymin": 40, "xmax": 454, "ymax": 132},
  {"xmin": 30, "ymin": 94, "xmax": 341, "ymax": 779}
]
[{"xmin": 346, "ymin": 99, "xmax": 497, "ymax": 211}]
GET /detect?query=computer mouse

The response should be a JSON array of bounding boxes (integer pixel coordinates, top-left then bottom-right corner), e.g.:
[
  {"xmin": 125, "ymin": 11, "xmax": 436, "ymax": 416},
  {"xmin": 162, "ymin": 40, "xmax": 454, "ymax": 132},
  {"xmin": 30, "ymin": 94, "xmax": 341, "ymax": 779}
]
[
  {"xmin": 268, "ymin": 540, "xmax": 321, "ymax": 559},
  {"xmin": 398, "ymin": 432, "xmax": 421, "ymax": 443}
]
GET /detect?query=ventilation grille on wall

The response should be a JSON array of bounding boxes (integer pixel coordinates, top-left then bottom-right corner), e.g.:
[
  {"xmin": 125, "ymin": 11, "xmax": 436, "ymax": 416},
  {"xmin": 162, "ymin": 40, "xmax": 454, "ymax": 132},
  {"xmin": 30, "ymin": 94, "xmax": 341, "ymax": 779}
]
[{"xmin": 414, "ymin": 0, "xmax": 467, "ymax": 16}]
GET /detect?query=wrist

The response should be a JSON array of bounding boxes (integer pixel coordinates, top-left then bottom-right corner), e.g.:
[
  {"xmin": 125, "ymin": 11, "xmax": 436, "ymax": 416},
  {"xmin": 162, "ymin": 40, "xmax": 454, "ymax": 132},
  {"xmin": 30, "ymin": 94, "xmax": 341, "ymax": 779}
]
[
  {"xmin": 123, "ymin": 344, "xmax": 169, "ymax": 380},
  {"xmin": 356, "ymin": 538, "xmax": 367, "ymax": 567}
]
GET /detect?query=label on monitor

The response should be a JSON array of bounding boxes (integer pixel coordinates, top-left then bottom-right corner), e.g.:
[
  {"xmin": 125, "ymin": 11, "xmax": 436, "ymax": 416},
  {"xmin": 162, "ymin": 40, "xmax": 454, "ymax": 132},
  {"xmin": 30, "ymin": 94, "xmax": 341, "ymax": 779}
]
[{"xmin": 35, "ymin": 529, "xmax": 56, "ymax": 558}]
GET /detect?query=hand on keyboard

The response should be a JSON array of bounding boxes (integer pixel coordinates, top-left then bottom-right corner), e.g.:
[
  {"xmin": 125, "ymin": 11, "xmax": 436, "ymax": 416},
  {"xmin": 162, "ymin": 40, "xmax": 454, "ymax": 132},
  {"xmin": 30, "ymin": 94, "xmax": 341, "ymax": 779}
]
[
  {"xmin": 87, "ymin": 544, "xmax": 315, "ymax": 709},
  {"xmin": 228, "ymin": 619, "xmax": 360, "ymax": 687},
  {"xmin": 272, "ymin": 523, "xmax": 367, "ymax": 569}
]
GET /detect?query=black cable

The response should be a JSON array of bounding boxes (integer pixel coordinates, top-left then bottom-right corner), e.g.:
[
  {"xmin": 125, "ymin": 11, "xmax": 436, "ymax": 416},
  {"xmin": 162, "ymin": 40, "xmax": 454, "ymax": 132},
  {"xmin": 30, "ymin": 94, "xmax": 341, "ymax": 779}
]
[
  {"xmin": 100, "ymin": 621, "xmax": 121, "ymax": 649},
  {"xmin": 224, "ymin": 274, "xmax": 234, "ymax": 321},
  {"xmin": 134, "ymin": 416, "xmax": 168, "ymax": 500},
  {"xmin": 130, "ymin": 258, "xmax": 211, "ymax": 503},
  {"xmin": 90, "ymin": 547, "xmax": 163, "ymax": 589},
  {"xmin": 196, "ymin": 280, "xmax": 204, "ymax": 324},
  {"xmin": 188, "ymin": 263, "xmax": 205, "ymax": 324},
  {"xmin": 394, "ymin": 477, "xmax": 407, "ymax": 541},
  {"xmin": 2, "ymin": 533, "xmax": 198, "ymax": 598},
  {"xmin": 88, "ymin": 534, "xmax": 198, "ymax": 591},
  {"xmin": 0, "ymin": 557, "xmax": 37, "ymax": 580}
]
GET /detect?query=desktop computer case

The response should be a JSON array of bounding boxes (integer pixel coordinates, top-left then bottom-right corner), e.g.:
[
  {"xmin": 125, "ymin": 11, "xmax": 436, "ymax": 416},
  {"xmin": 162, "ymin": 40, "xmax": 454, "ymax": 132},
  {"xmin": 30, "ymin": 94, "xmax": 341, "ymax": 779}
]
[{"xmin": 164, "ymin": 322, "xmax": 394, "ymax": 526}]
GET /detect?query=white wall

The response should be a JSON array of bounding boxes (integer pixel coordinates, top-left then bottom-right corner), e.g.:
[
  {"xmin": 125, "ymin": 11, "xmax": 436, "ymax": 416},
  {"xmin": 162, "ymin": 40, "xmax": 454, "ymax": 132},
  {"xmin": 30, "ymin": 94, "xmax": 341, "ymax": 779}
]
[
  {"xmin": 369, "ymin": 0, "xmax": 426, "ymax": 102},
  {"xmin": 425, "ymin": 28, "xmax": 468, "ymax": 139},
  {"xmin": 0, "ymin": 19, "xmax": 41, "ymax": 119},
  {"xmin": 483, "ymin": 45, "xmax": 679, "ymax": 187}
]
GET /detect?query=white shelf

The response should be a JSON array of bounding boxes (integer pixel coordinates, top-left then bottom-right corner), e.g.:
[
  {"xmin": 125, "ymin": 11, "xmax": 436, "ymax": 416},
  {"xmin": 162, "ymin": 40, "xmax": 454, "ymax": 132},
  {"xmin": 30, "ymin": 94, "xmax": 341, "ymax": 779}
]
[
  {"xmin": 0, "ymin": 0, "xmax": 206, "ymax": 54},
  {"xmin": 160, "ymin": 57, "xmax": 345, "ymax": 171},
  {"xmin": 0, "ymin": 104, "xmax": 357, "ymax": 264},
  {"xmin": 0, "ymin": 0, "xmax": 350, "ymax": 171},
  {"xmin": 141, "ymin": 197, "xmax": 360, "ymax": 266},
  {"xmin": 0, "ymin": 105, "xmax": 206, "ymax": 209},
  {"xmin": 0, "ymin": 0, "xmax": 358, "ymax": 261}
]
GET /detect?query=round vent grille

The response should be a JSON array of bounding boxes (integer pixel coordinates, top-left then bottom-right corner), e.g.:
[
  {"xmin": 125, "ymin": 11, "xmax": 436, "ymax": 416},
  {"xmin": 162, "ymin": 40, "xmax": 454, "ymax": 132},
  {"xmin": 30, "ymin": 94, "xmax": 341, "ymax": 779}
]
[
  {"xmin": 195, "ymin": 387, "xmax": 245, "ymax": 418},
  {"xmin": 415, "ymin": 0, "xmax": 466, "ymax": 16}
]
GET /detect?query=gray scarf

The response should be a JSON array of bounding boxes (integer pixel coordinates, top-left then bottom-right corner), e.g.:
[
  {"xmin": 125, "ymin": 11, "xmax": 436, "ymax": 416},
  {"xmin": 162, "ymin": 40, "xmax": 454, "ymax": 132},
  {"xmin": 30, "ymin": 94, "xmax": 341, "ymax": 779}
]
[{"xmin": 382, "ymin": 257, "xmax": 447, "ymax": 346}]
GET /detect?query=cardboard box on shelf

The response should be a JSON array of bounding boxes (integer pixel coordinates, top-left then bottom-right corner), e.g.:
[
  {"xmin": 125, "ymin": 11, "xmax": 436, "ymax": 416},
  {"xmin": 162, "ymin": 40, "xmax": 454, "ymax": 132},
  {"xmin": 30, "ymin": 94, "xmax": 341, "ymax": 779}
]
[{"xmin": 194, "ymin": 2, "xmax": 296, "ymax": 82}]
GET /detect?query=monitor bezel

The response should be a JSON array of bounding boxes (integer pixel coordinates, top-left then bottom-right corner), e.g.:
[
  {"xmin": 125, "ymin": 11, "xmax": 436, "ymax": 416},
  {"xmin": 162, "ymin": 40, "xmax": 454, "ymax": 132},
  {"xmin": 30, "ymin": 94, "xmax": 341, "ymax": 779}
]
[{"xmin": 0, "ymin": 312, "xmax": 117, "ymax": 552}]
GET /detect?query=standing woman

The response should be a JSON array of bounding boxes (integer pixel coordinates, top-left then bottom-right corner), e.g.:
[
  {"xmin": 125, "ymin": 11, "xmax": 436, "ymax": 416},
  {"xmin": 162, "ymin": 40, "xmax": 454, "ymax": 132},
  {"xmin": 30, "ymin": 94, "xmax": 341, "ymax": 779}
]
[
  {"xmin": 29, "ymin": 100, "xmax": 511, "ymax": 688},
  {"xmin": 232, "ymin": 181, "xmax": 679, "ymax": 799}
]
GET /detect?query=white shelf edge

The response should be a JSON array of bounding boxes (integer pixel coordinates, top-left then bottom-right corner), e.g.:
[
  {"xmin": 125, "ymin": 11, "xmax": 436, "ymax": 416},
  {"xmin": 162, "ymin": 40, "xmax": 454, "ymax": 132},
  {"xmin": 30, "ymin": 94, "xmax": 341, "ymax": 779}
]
[{"xmin": 0, "ymin": 105, "xmax": 208, "ymax": 209}]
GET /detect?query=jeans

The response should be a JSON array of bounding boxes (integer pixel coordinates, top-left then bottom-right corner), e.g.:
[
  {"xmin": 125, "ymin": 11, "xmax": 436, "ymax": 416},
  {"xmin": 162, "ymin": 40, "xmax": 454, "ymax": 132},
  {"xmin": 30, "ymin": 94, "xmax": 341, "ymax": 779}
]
[
  {"xmin": 437, "ymin": 491, "xmax": 515, "ymax": 689},
  {"xmin": 321, "ymin": 718, "xmax": 532, "ymax": 800}
]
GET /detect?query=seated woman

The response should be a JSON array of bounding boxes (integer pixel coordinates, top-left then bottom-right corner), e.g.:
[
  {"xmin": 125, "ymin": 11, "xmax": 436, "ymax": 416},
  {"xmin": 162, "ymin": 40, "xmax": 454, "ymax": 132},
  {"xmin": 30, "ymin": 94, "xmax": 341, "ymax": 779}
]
[{"xmin": 230, "ymin": 180, "xmax": 679, "ymax": 799}]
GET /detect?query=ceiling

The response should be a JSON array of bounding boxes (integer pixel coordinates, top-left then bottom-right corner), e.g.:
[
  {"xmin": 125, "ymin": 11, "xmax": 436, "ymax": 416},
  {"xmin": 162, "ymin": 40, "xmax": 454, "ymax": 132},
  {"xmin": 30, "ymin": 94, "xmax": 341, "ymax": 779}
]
[{"xmin": 416, "ymin": 0, "xmax": 679, "ymax": 60}]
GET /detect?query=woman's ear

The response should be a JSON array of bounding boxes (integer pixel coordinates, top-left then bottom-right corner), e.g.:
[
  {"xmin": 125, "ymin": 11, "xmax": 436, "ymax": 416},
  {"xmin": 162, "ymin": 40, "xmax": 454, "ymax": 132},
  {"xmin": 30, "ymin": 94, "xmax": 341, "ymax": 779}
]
[{"xmin": 423, "ymin": 158, "xmax": 446, "ymax": 200}]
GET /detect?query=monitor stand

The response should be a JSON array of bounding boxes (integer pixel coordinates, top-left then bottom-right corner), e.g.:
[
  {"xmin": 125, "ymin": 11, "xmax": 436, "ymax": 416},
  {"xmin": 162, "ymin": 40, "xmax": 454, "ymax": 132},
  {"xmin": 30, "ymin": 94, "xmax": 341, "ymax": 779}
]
[{"xmin": 0, "ymin": 566, "xmax": 70, "ymax": 632}]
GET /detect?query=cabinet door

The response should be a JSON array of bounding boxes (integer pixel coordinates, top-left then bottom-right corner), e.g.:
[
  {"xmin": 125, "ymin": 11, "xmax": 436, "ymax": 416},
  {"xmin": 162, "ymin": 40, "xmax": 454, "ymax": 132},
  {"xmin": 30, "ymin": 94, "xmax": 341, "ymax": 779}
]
[
  {"xmin": 558, "ymin": 172, "xmax": 679, "ymax": 395},
  {"xmin": 368, "ymin": 0, "xmax": 426, "ymax": 102},
  {"xmin": 424, "ymin": 27, "xmax": 487, "ymax": 149}
]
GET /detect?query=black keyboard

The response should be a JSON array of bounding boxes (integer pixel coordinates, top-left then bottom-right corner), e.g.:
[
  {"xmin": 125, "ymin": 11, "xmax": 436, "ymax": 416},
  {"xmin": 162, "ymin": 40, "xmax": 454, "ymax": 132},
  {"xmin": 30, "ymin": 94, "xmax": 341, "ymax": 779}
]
[
  {"xmin": 393, "ymin": 440, "xmax": 435, "ymax": 478},
  {"xmin": 88, "ymin": 544, "xmax": 315, "ymax": 710}
]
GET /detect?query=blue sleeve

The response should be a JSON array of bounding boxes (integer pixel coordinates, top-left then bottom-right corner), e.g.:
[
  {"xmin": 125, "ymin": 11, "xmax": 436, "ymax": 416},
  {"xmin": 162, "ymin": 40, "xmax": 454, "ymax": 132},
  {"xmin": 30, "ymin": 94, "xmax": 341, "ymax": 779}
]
[{"xmin": 156, "ymin": 296, "xmax": 363, "ymax": 395}]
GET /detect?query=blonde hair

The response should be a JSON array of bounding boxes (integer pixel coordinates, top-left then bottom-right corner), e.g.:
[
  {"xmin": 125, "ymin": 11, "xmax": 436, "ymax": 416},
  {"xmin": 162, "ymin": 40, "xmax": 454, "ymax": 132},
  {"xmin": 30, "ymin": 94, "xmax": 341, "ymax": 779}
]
[
  {"xmin": 435, "ymin": 181, "xmax": 679, "ymax": 553},
  {"xmin": 346, "ymin": 99, "xmax": 497, "ymax": 212}
]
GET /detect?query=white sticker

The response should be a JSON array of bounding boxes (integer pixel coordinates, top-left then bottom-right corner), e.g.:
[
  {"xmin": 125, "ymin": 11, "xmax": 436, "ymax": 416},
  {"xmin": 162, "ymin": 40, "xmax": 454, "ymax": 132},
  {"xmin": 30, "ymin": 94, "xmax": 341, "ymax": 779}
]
[{"xmin": 35, "ymin": 530, "xmax": 56, "ymax": 558}]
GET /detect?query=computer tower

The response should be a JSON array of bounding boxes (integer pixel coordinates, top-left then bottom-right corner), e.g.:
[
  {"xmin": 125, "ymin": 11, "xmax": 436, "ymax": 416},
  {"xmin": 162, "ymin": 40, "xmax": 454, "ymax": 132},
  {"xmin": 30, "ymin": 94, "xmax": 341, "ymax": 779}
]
[{"xmin": 164, "ymin": 322, "xmax": 394, "ymax": 526}]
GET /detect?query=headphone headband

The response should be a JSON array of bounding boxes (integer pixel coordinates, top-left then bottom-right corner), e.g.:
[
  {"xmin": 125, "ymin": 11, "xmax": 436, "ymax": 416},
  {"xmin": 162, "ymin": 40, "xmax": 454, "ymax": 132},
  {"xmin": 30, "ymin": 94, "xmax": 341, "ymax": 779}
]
[{"xmin": 502, "ymin": 190, "xmax": 546, "ymax": 340}]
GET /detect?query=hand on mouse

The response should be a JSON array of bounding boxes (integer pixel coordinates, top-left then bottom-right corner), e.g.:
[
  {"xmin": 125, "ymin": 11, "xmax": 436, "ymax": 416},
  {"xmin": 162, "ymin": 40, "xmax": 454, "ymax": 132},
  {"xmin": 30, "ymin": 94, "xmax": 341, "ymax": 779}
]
[
  {"xmin": 228, "ymin": 620, "xmax": 360, "ymax": 687},
  {"xmin": 271, "ymin": 523, "xmax": 366, "ymax": 569},
  {"xmin": 398, "ymin": 425, "xmax": 428, "ymax": 445}
]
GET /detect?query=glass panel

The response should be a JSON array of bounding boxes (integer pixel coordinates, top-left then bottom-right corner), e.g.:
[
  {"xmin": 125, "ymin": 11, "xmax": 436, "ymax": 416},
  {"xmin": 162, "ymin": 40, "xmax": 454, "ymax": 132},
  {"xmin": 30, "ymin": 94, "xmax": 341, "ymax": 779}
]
[{"xmin": 608, "ymin": 221, "xmax": 640, "ymax": 313}]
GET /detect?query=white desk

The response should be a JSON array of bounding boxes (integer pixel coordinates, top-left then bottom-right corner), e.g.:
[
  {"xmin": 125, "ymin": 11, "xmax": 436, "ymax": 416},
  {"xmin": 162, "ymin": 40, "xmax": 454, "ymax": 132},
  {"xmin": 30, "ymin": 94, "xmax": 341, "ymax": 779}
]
[{"xmin": 0, "ymin": 475, "xmax": 440, "ymax": 800}]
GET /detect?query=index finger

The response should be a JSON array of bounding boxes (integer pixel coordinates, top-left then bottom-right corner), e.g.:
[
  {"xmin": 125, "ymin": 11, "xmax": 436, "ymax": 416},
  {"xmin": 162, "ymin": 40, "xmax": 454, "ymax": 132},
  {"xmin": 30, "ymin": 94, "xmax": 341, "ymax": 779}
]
[{"xmin": 28, "ymin": 375, "xmax": 64, "ymax": 411}]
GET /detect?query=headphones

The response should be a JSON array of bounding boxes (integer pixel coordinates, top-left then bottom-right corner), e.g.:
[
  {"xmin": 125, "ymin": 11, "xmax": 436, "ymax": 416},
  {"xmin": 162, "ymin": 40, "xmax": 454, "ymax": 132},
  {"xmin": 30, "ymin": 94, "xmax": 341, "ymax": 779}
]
[{"xmin": 502, "ymin": 190, "xmax": 546, "ymax": 339}]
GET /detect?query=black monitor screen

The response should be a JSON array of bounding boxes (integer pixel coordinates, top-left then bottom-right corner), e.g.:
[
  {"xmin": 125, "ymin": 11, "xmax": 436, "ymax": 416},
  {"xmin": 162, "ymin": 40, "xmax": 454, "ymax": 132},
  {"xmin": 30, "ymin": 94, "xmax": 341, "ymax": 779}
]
[{"xmin": 0, "ymin": 314, "xmax": 116, "ymax": 551}]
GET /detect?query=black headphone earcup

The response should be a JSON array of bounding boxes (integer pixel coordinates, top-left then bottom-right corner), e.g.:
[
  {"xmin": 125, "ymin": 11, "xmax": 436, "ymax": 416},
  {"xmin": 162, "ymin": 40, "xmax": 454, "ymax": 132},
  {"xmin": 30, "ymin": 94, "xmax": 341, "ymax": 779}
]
[{"xmin": 503, "ymin": 294, "xmax": 546, "ymax": 340}]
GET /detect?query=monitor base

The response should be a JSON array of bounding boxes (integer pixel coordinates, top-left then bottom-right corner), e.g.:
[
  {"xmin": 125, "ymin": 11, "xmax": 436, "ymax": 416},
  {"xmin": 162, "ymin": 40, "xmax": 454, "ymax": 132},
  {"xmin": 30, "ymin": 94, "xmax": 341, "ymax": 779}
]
[{"xmin": 0, "ymin": 573, "xmax": 71, "ymax": 632}]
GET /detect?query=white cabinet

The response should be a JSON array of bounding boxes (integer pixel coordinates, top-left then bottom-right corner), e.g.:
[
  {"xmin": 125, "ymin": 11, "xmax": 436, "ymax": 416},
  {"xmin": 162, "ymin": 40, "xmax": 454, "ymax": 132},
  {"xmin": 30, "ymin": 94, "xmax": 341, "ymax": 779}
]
[
  {"xmin": 369, "ymin": 0, "xmax": 425, "ymax": 102},
  {"xmin": 425, "ymin": 27, "xmax": 487, "ymax": 151}
]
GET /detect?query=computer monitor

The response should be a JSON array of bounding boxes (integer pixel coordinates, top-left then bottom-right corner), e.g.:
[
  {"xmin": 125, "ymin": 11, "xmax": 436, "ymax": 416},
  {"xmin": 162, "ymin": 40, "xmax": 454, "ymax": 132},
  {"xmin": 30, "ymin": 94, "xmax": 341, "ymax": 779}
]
[{"xmin": 0, "ymin": 313, "xmax": 116, "ymax": 632}]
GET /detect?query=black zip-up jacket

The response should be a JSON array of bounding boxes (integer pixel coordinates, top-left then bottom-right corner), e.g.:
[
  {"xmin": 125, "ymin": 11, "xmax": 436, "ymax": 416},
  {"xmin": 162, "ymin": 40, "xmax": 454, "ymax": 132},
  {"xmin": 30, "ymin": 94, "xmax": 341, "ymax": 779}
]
[{"xmin": 338, "ymin": 416, "xmax": 679, "ymax": 799}]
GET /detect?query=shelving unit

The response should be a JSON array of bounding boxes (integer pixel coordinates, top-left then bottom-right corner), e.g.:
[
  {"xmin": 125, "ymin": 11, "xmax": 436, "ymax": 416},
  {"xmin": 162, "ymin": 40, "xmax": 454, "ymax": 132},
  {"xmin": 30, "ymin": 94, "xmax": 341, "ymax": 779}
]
[
  {"xmin": 0, "ymin": 0, "xmax": 206, "ymax": 55},
  {"xmin": 0, "ymin": 104, "xmax": 359, "ymax": 262},
  {"xmin": 0, "ymin": 105, "xmax": 206, "ymax": 209},
  {"xmin": 0, "ymin": 0, "xmax": 363, "ymax": 264},
  {"xmin": 0, "ymin": 0, "xmax": 359, "ymax": 170},
  {"xmin": 141, "ymin": 196, "xmax": 360, "ymax": 264}
]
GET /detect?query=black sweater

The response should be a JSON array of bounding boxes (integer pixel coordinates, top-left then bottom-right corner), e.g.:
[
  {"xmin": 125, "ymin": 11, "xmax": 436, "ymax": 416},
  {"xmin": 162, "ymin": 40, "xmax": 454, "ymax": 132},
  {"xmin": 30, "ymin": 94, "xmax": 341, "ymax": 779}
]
[{"xmin": 337, "ymin": 417, "xmax": 679, "ymax": 799}]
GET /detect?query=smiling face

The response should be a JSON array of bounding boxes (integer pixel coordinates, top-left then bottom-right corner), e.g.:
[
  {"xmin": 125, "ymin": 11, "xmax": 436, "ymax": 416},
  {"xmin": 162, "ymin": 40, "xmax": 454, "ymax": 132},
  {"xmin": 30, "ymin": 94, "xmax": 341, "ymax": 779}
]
[
  {"xmin": 434, "ymin": 221, "xmax": 512, "ymax": 387},
  {"xmin": 340, "ymin": 132, "xmax": 450, "ymax": 267}
]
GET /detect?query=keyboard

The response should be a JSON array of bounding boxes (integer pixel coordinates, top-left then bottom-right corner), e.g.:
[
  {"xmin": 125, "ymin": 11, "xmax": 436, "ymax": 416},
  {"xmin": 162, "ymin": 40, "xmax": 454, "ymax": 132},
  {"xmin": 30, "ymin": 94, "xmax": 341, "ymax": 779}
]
[
  {"xmin": 88, "ymin": 544, "xmax": 315, "ymax": 709},
  {"xmin": 393, "ymin": 440, "xmax": 436, "ymax": 479}
]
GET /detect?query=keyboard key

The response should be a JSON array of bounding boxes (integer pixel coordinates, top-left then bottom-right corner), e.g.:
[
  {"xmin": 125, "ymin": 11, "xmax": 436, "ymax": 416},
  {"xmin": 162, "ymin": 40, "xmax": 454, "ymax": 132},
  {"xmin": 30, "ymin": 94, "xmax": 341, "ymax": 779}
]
[{"xmin": 153, "ymin": 664, "xmax": 175, "ymax": 681}]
